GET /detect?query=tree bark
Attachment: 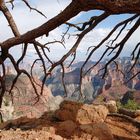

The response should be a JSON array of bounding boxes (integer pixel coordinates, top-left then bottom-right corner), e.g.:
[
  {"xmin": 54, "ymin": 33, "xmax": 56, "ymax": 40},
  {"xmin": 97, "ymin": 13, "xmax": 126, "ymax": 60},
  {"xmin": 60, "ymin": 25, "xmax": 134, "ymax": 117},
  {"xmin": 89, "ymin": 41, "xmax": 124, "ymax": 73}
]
[
  {"xmin": 0, "ymin": 1, "xmax": 20, "ymax": 37},
  {"xmin": 77, "ymin": 0, "xmax": 140, "ymax": 14},
  {"xmin": 1, "ymin": 0, "xmax": 140, "ymax": 50}
]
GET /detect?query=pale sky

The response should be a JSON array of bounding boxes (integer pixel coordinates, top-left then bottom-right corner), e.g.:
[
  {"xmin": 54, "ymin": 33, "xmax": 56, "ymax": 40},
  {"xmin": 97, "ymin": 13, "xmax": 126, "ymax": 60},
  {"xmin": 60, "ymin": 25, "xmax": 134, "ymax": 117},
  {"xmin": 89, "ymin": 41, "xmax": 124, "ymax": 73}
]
[{"xmin": 0, "ymin": 0, "xmax": 140, "ymax": 62}]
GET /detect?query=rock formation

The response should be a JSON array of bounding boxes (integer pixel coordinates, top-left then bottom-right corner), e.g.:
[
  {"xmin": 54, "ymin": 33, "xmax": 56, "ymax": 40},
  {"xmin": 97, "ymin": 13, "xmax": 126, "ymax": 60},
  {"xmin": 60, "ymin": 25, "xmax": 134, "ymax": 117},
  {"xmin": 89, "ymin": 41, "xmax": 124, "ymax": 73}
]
[
  {"xmin": 43, "ymin": 58, "xmax": 140, "ymax": 104},
  {"xmin": 105, "ymin": 100, "xmax": 118, "ymax": 113},
  {"xmin": 1, "ymin": 74, "xmax": 63, "ymax": 121},
  {"xmin": 55, "ymin": 100, "xmax": 108, "ymax": 124},
  {"xmin": 0, "ymin": 100, "xmax": 140, "ymax": 140},
  {"xmin": 45, "ymin": 68, "xmax": 94, "ymax": 102}
]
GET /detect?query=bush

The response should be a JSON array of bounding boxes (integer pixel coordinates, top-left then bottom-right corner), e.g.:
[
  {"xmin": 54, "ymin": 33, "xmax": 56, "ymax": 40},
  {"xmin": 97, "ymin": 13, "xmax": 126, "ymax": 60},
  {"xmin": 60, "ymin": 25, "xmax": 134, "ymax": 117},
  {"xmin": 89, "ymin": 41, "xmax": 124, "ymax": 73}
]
[{"xmin": 117, "ymin": 99, "xmax": 140, "ymax": 110}]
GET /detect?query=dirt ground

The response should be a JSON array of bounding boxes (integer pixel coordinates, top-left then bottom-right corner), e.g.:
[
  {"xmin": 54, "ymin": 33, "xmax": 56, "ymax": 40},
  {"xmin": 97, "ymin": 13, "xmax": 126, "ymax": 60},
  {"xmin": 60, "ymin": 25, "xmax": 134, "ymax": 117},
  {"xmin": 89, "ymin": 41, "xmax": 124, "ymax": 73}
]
[{"xmin": 0, "ymin": 112, "xmax": 140, "ymax": 140}]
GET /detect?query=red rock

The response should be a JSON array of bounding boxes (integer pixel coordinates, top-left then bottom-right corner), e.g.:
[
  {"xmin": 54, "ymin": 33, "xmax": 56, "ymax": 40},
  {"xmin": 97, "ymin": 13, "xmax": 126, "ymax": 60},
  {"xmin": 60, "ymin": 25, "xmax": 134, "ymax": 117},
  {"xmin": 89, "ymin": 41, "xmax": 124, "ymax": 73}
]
[
  {"xmin": 80, "ymin": 122, "xmax": 114, "ymax": 140},
  {"xmin": 57, "ymin": 120, "xmax": 77, "ymax": 137},
  {"xmin": 55, "ymin": 100, "xmax": 109, "ymax": 124}
]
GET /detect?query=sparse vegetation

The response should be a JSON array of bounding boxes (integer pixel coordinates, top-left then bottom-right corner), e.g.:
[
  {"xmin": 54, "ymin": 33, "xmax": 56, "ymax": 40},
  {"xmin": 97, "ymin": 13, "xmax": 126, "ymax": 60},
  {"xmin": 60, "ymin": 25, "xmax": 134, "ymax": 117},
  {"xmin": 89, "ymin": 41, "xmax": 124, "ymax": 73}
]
[
  {"xmin": 95, "ymin": 95, "xmax": 105, "ymax": 103},
  {"xmin": 117, "ymin": 99, "xmax": 140, "ymax": 110}
]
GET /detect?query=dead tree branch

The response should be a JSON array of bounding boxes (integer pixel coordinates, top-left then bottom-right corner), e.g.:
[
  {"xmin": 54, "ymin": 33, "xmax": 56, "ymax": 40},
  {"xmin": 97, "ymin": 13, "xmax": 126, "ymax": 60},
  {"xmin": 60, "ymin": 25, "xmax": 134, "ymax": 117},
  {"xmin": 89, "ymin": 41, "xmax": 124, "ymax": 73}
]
[{"xmin": 0, "ymin": 0, "xmax": 140, "ymax": 106}]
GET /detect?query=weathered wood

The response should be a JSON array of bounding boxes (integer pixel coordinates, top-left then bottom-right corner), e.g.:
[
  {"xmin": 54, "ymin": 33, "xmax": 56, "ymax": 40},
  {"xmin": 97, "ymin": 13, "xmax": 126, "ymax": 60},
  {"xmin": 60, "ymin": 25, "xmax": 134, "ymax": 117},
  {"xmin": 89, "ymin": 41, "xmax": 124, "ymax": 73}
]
[
  {"xmin": 118, "ymin": 108, "xmax": 138, "ymax": 118},
  {"xmin": 1, "ymin": 0, "xmax": 140, "ymax": 50},
  {"xmin": 77, "ymin": 0, "xmax": 140, "ymax": 14}
]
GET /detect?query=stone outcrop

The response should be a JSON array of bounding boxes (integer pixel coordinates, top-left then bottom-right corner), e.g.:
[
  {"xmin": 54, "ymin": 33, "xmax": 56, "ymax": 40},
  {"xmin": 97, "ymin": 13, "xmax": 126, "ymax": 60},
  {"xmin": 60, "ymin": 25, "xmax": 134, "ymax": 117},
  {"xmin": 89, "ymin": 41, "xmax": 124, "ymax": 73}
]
[
  {"xmin": 55, "ymin": 100, "xmax": 109, "ymax": 124},
  {"xmin": 0, "ymin": 100, "xmax": 140, "ymax": 140},
  {"xmin": 105, "ymin": 100, "xmax": 118, "ymax": 113}
]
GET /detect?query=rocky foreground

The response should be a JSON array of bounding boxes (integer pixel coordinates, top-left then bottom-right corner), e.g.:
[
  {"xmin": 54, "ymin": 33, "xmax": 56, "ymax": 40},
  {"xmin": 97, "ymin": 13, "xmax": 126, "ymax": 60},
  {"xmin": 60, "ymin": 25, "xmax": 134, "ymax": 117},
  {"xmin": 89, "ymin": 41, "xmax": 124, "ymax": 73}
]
[{"xmin": 0, "ymin": 100, "xmax": 140, "ymax": 140}]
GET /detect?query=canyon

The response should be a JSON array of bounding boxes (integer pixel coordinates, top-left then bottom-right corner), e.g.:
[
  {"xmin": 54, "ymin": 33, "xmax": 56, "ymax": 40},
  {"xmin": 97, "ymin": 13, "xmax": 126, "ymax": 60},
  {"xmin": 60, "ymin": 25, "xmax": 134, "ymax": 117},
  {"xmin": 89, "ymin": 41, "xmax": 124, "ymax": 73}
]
[{"xmin": 44, "ymin": 57, "xmax": 140, "ymax": 103}]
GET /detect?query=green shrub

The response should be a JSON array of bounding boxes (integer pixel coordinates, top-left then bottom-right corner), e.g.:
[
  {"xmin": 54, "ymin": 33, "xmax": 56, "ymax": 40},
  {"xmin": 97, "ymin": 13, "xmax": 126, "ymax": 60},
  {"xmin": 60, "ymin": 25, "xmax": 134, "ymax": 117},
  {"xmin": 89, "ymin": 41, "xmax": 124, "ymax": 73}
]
[
  {"xmin": 97, "ymin": 95, "xmax": 104, "ymax": 102},
  {"xmin": 117, "ymin": 99, "xmax": 140, "ymax": 110}
]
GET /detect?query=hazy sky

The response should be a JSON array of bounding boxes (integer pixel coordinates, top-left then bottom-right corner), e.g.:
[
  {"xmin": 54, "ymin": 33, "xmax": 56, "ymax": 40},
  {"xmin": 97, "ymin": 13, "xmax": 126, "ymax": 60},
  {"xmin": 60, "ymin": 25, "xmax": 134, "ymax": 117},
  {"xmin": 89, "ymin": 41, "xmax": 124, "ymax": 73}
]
[{"xmin": 0, "ymin": 0, "xmax": 140, "ymax": 62}]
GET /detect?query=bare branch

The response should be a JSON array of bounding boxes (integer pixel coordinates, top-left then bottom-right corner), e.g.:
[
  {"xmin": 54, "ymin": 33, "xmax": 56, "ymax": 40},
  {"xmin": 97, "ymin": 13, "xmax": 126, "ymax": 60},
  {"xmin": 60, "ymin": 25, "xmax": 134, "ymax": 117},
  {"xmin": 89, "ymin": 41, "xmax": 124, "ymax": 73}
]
[
  {"xmin": 102, "ymin": 17, "xmax": 140, "ymax": 78},
  {"xmin": 21, "ymin": 0, "xmax": 47, "ymax": 18},
  {"xmin": 0, "ymin": 0, "xmax": 20, "ymax": 36},
  {"xmin": 61, "ymin": 63, "xmax": 67, "ymax": 97},
  {"xmin": 0, "ymin": 0, "xmax": 140, "ymax": 110}
]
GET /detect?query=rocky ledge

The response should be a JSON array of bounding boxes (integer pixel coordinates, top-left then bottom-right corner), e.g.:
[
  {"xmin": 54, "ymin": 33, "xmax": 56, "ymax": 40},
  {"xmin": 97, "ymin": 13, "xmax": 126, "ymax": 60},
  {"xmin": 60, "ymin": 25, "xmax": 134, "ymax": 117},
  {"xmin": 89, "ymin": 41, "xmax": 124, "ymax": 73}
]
[{"xmin": 0, "ymin": 100, "xmax": 140, "ymax": 140}]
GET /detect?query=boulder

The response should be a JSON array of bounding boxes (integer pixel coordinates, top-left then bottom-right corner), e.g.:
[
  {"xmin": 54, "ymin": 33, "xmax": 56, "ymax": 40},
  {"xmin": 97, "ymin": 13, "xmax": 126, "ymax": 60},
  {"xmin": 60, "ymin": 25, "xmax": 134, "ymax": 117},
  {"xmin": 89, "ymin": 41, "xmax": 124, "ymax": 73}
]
[
  {"xmin": 55, "ymin": 100, "xmax": 109, "ymax": 124},
  {"xmin": 105, "ymin": 100, "xmax": 117, "ymax": 113}
]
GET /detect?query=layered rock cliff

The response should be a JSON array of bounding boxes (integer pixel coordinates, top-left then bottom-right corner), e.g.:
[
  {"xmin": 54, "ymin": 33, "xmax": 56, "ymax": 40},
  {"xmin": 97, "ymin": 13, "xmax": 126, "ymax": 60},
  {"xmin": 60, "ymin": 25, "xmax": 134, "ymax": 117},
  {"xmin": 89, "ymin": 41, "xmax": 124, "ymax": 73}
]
[{"xmin": 1, "ymin": 74, "xmax": 63, "ymax": 121}]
